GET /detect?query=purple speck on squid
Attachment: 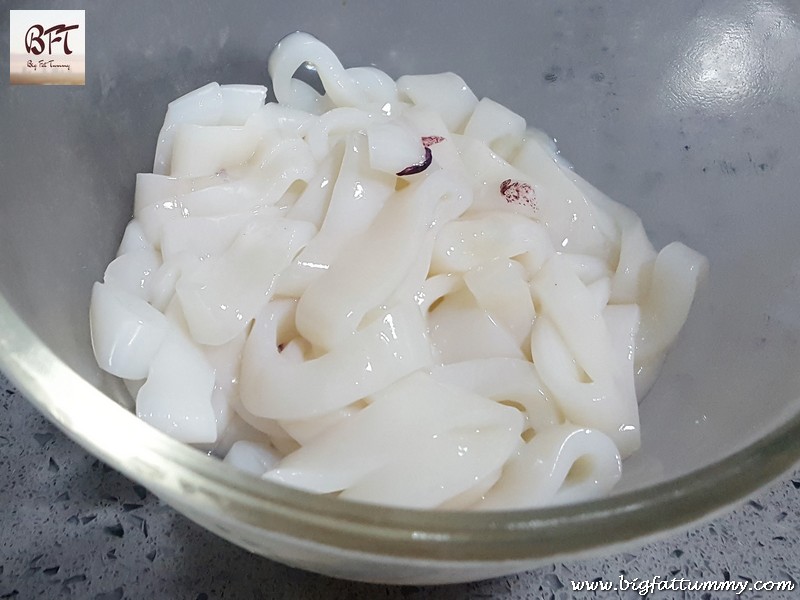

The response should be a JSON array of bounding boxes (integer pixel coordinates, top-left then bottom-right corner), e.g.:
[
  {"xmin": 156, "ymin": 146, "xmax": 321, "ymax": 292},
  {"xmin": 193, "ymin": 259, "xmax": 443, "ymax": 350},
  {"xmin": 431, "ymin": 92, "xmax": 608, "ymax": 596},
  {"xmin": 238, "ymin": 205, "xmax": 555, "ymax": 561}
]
[
  {"xmin": 500, "ymin": 178, "xmax": 537, "ymax": 210},
  {"xmin": 396, "ymin": 146, "xmax": 433, "ymax": 176},
  {"xmin": 422, "ymin": 135, "xmax": 445, "ymax": 148}
]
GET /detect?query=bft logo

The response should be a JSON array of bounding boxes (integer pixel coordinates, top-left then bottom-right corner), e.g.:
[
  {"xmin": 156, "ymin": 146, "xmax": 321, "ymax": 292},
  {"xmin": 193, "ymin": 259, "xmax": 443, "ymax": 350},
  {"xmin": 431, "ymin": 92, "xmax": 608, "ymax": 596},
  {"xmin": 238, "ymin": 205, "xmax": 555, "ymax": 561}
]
[
  {"xmin": 9, "ymin": 10, "xmax": 85, "ymax": 85},
  {"xmin": 25, "ymin": 23, "xmax": 80, "ymax": 56}
]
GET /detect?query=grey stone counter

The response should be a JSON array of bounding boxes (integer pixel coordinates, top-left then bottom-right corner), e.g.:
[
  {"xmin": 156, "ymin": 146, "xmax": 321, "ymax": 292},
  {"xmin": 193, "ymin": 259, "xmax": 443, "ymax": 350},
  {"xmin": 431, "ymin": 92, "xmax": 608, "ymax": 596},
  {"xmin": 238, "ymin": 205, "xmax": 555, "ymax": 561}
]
[{"xmin": 1, "ymin": 370, "xmax": 798, "ymax": 599}]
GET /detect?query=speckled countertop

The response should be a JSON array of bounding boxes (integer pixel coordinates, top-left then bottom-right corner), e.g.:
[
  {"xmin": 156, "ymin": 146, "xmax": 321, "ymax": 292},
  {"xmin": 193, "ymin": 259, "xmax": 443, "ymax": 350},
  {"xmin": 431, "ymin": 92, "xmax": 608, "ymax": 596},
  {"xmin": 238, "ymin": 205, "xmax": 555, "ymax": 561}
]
[{"xmin": 1, "ymin": 371, "xmax": 797, "ymax": 599}]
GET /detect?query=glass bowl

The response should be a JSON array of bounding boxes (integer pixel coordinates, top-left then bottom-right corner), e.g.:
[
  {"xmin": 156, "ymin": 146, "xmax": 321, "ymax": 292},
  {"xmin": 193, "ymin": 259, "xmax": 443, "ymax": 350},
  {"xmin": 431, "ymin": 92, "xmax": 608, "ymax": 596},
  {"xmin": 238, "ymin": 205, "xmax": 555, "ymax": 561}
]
[{"xmin": 2, "ymin": 0, "xmax": 800, "ymax": 584}]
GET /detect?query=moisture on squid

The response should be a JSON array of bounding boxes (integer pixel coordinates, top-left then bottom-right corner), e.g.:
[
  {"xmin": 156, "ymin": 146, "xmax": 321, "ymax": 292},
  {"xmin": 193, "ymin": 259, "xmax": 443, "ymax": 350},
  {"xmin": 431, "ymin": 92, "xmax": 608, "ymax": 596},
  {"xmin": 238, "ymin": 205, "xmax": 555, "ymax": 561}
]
[{"xmin": 89, "ymin": 32, "xmax": 707, "ymax": 510}]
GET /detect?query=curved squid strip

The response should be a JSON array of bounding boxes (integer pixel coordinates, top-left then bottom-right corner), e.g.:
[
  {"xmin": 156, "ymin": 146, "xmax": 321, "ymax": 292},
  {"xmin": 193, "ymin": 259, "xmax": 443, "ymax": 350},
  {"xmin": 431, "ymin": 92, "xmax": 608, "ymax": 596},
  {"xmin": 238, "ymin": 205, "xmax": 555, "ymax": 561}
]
[
  {"xmin": 268, "ymin": 31, "xmax": 397, "ymax": 110},
  {"xmin": 176, "ymin": 216, "xmax": 316, "ymax": 345},
  {"xmin": 478, "ymin": 424, "xmax": 621, "ymax": 510},
  {"xmin": 295, "ymin": 169, "xmax": 468, "ymax": 351},
  {"xmin": 530, "ymin": 315, "xmax": 640, "ymax": 457},
  {"xmin": 240, "ymin": 300, "xmax": 433, "ymax": 420},
  {"xmin": 431, "ymin": 357, "xmax": 561, "ymax": 433},
  {"xmin": 264, "ymin": 371, "xmax": 523, "ymax": 499},
  {"xmin": 635, "ymin": 242, "xmax": 709, "ymax": 375}
]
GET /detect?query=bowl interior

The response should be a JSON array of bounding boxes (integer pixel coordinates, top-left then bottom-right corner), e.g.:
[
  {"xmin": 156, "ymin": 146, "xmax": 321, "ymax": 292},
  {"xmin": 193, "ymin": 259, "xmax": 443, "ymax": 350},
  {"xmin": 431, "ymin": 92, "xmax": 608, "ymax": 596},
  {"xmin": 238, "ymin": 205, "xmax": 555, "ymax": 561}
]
[{"xmin": 2, "ymin": 0, "xmax": 800, "ymax": 499}]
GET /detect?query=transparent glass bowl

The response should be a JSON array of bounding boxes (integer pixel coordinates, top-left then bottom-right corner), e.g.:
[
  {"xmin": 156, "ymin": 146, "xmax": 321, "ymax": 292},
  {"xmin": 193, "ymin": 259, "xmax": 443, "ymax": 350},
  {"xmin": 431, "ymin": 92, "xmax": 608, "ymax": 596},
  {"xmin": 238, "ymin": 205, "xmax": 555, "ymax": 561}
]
[{"xmin": 2, "ymin": 0, "xmax": 800, "ymax": 584}]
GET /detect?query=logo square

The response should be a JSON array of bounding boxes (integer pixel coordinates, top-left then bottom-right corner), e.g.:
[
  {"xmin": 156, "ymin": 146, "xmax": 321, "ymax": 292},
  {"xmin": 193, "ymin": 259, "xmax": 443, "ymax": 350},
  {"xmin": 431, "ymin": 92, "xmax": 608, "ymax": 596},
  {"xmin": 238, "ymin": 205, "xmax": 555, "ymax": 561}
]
[{"xmin": 9, "ymin": 10, "xmax": 85, "ymax": 85}]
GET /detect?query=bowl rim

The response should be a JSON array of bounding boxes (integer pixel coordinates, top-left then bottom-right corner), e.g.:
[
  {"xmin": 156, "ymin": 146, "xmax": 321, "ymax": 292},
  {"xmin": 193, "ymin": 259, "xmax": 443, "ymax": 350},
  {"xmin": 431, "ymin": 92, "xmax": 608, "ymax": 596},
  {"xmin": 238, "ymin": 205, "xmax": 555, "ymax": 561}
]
[{"xmin": 2, "ymin": 292, "xmax": 800, "ymax": 562}]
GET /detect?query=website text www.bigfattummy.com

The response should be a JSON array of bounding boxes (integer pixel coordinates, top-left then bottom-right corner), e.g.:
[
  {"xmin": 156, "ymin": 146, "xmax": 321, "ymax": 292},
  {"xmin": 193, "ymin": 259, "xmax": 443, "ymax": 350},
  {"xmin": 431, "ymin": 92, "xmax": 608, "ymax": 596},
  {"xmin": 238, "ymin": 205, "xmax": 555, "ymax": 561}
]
[{"xmin": 570, "ymin": 574, "xmax": 795, "ymax": 595}]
